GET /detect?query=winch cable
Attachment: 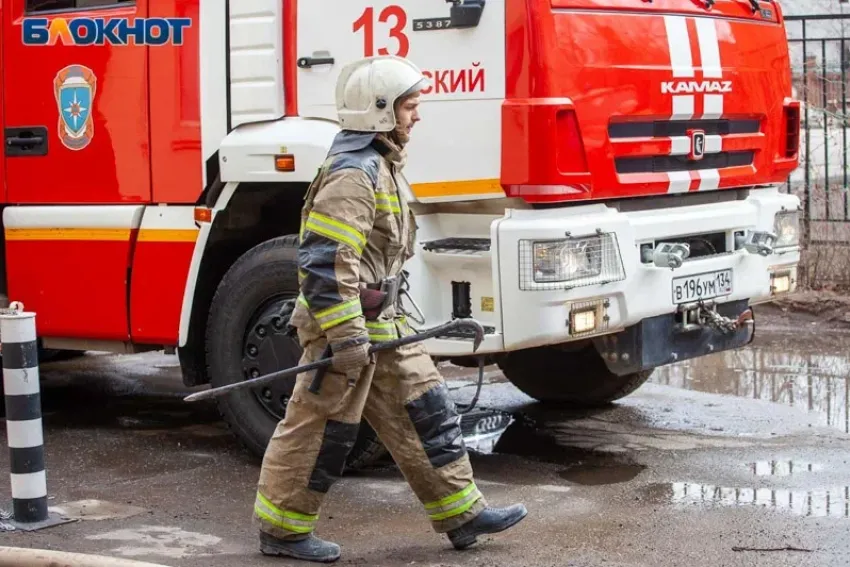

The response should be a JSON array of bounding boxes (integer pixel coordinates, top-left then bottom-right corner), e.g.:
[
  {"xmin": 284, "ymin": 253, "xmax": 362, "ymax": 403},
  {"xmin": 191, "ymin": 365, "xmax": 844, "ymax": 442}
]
[{"xmin": 457, "ymin": 357, "xmax": 485, "ymax": 415}]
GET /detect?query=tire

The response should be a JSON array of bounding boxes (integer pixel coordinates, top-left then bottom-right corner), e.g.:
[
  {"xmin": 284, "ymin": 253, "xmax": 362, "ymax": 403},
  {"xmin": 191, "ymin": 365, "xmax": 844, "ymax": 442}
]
[
  {"xmin": 205, "ymin": 234, "xmax": 387, "ymax": 469},
  {"xmin": 498, "ymin": 343, "xmax": 653, "ymax": 405}
]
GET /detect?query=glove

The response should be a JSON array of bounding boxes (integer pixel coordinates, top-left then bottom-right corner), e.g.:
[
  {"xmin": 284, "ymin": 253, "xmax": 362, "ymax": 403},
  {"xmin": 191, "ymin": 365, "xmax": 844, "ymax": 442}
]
[{"xmin": 330, "ymin": 337, "xmax": 372, "ymax": 381}]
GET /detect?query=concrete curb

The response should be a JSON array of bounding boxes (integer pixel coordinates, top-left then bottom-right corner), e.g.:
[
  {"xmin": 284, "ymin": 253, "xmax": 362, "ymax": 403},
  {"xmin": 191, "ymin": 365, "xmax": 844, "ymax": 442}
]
[{"xmin": 0, "ymin": 546, "xmax": 173, "ymax": 567}]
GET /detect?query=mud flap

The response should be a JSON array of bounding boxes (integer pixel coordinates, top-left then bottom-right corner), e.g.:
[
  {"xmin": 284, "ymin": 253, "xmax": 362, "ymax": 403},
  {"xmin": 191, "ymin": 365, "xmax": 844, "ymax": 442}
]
[{"xmin": 592, "ymin": 299, "xmax": 755, "ymax": 376}]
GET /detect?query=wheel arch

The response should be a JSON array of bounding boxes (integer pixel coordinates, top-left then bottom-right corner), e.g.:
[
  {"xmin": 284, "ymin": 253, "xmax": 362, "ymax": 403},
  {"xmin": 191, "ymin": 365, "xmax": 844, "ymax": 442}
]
[
  {"xmin": 177, "ymin": 181, "xmax": 309, "ymax": 386},
  {"xmin": 177, "ymin": 118, "xmax": 340, "ymax": 386}
]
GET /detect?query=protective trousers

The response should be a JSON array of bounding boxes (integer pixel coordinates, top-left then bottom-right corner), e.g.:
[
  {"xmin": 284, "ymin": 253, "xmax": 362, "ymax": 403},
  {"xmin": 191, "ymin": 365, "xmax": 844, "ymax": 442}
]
[{"xmin": 254, "ymin": 329, "xmax": 487, "ymax": 538}]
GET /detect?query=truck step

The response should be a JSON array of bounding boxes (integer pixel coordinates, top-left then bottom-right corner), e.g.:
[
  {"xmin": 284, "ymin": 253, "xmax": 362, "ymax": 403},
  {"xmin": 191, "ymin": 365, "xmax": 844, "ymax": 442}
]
[{"xmin": 421, "ymin": 238, "xmax": 491, "ymax": 254}]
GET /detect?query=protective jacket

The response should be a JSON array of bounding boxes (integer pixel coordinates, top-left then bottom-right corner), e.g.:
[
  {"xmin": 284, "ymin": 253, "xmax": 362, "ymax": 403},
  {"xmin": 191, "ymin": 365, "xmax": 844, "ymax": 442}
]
[{"xmin": 289, "ymin": 131, "xmax": 417, "ymax": 344}]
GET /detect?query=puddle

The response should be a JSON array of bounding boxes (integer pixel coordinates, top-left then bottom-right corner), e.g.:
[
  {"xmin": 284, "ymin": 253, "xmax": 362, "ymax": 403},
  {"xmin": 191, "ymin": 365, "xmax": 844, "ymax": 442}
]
[
  {"xmin": 87, "ymin": 525, "xmax": 223, "ymax": 559},
  {"xmin": 459, "ymin": 408, "xmax": 585, "ymax": 464},
  {"xmin": 558, "ymin": 463, "xmax": 646, "ymax": 486},
  {"xmin": 651, "ymin": 337, "xmax": 850, "ymax": 434},
  {"xmin": 50, "ymin": 499, "xmax": 147, "ymax": 521},
  {"xmin": 643, "ymin": 482, "xmax": 850, "ymax": 519},
  {"xmin": 42, "ymin": 396, "xmax": 219, "ymax": 432},
  {"xmin": 749, "ymin": 459, "xmax": 825, "ymax": 476},
  {"xmin": 459, "ymin": 408, "xmax": 645, "ymax": 486},
  {"xmin": 35, "ymin": 355, "xmax": 220, "ymax": 433}
]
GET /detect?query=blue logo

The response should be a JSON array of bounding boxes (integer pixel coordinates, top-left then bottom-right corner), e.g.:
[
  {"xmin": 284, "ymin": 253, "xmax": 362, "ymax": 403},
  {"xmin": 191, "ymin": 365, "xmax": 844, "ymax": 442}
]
[{"xmin": 23, "ymin": 17, "xmax": 192, "ymax": 46}]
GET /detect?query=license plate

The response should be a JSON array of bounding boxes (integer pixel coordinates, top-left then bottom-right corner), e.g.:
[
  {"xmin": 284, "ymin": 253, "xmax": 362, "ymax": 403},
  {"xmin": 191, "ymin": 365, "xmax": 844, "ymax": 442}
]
[{"xmin": 672, "ymin": 269, "xmax": 733, "ymax": 304}]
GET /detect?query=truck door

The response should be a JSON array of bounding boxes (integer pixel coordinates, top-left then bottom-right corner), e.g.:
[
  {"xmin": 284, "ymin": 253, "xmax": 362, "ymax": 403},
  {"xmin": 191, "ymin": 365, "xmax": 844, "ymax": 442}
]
[
  {"xmin": 296, "ymin": 0, "xmax": 507, "ymax": 201},
  {"xmin": 1, "ymin": 0, "xmax": 151, "ymax": 342},
  {"xmin": 3, "ymin": 0, "xmax": 151, "ymax": 204}
]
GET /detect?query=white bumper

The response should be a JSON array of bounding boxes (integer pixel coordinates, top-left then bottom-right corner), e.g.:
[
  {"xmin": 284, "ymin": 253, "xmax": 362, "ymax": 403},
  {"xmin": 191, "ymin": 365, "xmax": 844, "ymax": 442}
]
[{"xmin": 493, "ymin": 187, "xmax": 800, "ymax": 352}]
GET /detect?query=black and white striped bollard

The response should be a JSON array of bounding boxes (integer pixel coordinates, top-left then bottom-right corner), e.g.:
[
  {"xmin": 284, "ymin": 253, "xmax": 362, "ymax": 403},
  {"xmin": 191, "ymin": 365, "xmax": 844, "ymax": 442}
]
[{"xmin": 1, "ymin": 302, "xmax": 70, "ymax": 531}]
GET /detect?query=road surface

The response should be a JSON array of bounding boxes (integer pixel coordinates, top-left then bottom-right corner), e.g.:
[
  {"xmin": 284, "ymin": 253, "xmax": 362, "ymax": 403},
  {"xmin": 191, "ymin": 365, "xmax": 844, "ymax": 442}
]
[{"xmin": 0, "ymin": 310, "xmax": 847, "ymax": 566}]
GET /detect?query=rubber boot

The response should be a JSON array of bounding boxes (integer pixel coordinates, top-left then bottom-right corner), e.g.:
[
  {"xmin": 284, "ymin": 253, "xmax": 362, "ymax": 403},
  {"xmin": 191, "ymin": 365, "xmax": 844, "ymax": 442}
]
[
  {"xmin": 446, "ymin": 504, "xmax": 528, "ymax": 550},
  {"xmin": 259, "ymin": 531, "xmax": 341, "ymax": 563}
]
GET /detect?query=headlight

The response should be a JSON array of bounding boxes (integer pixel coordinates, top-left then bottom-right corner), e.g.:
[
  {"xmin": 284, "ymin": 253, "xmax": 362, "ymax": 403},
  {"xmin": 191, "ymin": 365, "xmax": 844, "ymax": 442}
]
[
  {"xmin": 774, "ymin": 210, "xmax": 800, "ymax": 248},
  {"xmin": 519, "ymin": 233, "xmax": 626, "ymax": 291},
  {"xmin": 533, "ymin": 239, "xmax": 601, "ymax": 282}
]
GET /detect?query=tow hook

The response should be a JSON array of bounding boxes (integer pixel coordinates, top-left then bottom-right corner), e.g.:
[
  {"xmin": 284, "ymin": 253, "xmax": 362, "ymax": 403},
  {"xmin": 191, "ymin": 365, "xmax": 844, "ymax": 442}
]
[
  {"xmin": 674, "ymin": 300, "xmax": 753, "ymax": 335},
  {"xmin": 652, "ymin": 242, "xmax": 691, "ymax": 269},
  {"xmin": 741, "ymin": 230, "xmax": 777, "ymax": 257}
]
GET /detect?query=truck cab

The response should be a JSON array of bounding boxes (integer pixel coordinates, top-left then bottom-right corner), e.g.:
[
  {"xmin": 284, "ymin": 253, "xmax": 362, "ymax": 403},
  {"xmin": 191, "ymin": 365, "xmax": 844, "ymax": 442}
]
[{"xmin": 0, "ymin": 0, "xmax": 800, "ymax": 462}]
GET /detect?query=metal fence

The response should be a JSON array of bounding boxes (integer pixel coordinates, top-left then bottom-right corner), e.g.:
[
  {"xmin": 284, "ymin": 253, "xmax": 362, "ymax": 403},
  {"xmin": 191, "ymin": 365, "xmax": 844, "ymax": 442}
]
[
  {"xmin": 781, "ymin": 14, "xmax": 850, "ymax": 287},
  {"xmin": 784, "ymin": 14, "xmax": 850, "ymax": 247}
]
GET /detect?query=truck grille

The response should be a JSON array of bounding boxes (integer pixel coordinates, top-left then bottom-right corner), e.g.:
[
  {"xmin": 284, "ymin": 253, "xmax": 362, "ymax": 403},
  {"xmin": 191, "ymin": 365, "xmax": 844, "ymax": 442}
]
[
  {"xmin": 608, "ymin": 118, "xmax": 760, "ymax": 139},
  {"xmin": 616, "ymin": 151, "xmax": 754, "ymax": 174},
  {"xmin": 609, "ymin": 117, "xmax": 762, "ymax": 176}
]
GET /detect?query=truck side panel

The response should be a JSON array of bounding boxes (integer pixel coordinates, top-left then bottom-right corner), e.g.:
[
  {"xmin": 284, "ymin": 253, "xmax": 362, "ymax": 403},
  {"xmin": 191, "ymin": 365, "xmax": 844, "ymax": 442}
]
[
  {"xmin": 3, "ymin": 206, "xmax": 143, "ymax": 341},
  {"xmin": 149, "ymin": 0, "xmax": 203, "ymax": 204},
  {"xmin": 129, "ymin": 205, "xmax": 199, "ymax": 344}
]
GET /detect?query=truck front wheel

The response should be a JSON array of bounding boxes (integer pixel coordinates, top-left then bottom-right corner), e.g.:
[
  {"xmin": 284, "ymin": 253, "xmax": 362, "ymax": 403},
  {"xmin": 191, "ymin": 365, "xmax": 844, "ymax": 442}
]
[
  {"xmin": 204, "ymin": 235, "xmax": 386, "ymax": 470},
  {"xmin": 498, "ymin": 344, "xmax": 653, "ymax": 405}
]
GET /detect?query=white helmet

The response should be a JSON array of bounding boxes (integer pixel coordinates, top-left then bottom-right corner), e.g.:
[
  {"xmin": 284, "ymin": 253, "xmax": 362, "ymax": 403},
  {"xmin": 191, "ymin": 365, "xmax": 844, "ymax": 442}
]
[{"xmin": 335, "ymin": 56, "xmax": 429, "ymax": 132}]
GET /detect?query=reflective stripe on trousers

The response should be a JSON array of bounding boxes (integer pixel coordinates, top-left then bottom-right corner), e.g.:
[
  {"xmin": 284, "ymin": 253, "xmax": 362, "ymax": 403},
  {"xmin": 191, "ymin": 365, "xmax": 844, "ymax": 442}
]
[
  {"xmin": 424, "ymin": 482, "xmax": 483, "ymax": 522},
  {"xmin": 255, "ymin": 492, "xmax": 319, "ymax": 534}
]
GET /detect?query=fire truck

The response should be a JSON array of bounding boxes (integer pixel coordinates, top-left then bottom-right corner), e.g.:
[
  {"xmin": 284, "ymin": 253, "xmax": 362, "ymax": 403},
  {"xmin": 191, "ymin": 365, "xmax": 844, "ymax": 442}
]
[{"xmin": 1, "ymin": 0, "xmax": 800, "ymax": 466}]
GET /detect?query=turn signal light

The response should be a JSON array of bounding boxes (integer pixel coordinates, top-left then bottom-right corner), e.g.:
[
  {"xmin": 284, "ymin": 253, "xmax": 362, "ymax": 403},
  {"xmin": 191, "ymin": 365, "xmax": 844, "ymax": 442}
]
[
  {"xmin": 275, "ymin": 154, "xmax": 296, "ymax": 172},
  {"xmin": 194, "ymin": 207, "xmax": 212, "ymax": 223}
]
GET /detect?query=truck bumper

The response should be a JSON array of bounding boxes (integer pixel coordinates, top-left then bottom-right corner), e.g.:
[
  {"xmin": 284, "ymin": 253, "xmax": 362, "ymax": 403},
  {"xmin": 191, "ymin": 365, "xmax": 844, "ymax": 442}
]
[
  {"xmin": 592, "ymin": 299, "xmax": 755, "ymax": 376},
  {"xmin": 493, "ymin": 186, "xmax": 799, "ymax": 352}
]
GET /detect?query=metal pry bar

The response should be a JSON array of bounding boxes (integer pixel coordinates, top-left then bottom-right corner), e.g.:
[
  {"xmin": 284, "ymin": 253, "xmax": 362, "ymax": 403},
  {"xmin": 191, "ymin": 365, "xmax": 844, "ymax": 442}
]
[{"xmin": 183, "ymin": 318, "xmax": 485, "ymax": 403}]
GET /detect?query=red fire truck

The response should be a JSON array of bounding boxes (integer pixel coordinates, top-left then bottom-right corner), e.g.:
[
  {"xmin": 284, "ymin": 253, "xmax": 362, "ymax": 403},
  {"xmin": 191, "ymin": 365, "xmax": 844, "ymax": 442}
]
[{"xmin": 1, "ymin": 0, "xmax": 800, "ymax": 465}]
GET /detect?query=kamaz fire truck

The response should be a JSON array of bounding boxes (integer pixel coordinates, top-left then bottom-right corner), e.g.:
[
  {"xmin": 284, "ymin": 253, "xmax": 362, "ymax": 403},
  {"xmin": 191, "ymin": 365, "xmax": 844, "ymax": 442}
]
[{"xmin": 0, "ymin": 0, "xmax": 801, "ymax": 465}]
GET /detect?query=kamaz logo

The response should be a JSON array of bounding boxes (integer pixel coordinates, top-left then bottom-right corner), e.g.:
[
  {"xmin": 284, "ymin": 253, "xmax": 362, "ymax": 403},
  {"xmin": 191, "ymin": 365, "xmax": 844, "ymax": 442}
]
[
  {"xmin": 661, "ymin": 80, "xmax": 733, "ymax": 95},
  {"xmin": 688, "ymin": 129, "xmax": 706, "ymax": 162}
]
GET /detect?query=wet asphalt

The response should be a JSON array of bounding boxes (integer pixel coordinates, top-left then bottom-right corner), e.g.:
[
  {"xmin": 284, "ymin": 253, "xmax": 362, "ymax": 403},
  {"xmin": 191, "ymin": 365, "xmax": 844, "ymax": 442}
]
[{"xmin": 0, "ymin": 308, "xmax": 848, "ymax": 567}]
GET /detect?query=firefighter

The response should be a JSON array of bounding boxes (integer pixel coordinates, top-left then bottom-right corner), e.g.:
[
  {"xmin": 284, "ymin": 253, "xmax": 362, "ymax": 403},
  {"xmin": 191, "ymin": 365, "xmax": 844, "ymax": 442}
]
[{"xmin": 253, "ymin": 55, "xmax": 528, "ymax": 563}]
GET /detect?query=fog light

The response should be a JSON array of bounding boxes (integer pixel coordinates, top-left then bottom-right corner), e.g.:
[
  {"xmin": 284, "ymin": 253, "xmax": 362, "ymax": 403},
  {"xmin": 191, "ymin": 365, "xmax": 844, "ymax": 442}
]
[
  {"xmin": 571, "ymin": 308, "xmax": 597, "ymax": 334},
  {"xmin": 568, "ymin": 298, "xmax": 610, "ymax": 336},
  {"xmin": 771, "ymin": 271, "xmax": 794, "ymax": 294}
]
